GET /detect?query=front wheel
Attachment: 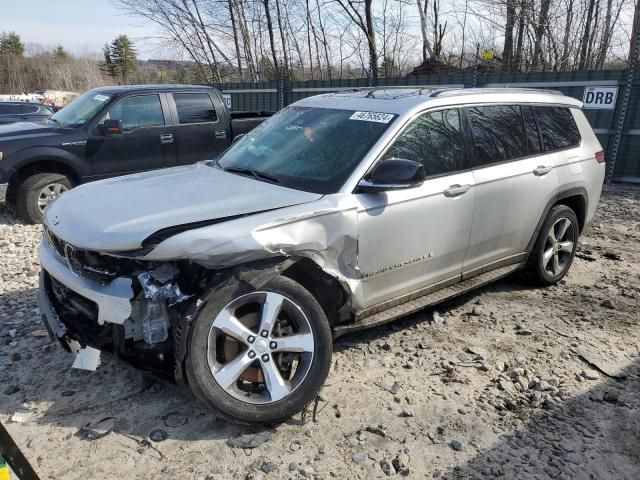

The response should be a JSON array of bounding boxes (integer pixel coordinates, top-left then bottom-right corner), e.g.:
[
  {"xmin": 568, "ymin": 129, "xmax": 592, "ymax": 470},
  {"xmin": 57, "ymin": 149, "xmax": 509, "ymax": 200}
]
[
  {"xmin": 526, "ymin": 204, "xmax": 579, "ymax": 286},
  {"xmin": 16, "ymin": 173, "xmax": 72, "ymax": 224},
  {"xmin": 185, "ymin": 275, "xmax": 332, "ymax": 424}
]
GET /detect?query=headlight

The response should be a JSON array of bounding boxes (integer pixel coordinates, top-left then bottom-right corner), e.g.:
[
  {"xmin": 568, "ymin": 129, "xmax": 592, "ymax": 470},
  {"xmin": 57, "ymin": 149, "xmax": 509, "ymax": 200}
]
[{"xmin": 0, "ymin": 151, "xmax": 3, "ymax": 161}]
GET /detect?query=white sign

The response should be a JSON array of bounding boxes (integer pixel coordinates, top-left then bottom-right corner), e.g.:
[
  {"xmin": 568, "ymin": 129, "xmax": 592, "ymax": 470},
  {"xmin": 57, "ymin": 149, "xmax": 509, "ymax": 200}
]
[
  {"xmin": 221, "ymin": 93, "xmax": 232, "ymax": 109},
  {"xmin": 349, "ymin": 111, "xmax": 395, "ymax": 123},
  {"xmin": 582, "ymin": 86, "xmax": 618, "ymax": 110}
]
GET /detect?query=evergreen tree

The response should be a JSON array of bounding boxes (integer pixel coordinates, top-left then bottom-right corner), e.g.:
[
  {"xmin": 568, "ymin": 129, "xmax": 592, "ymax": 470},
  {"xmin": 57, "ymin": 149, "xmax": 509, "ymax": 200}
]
[
  {"xmin": 0, "ymin": 31, "xmax": 25, "ymax": 56},
  {"xmin": 52, "ymin": 45, "xmax": 69, "ymax": 59},
  {"xmin": 109, "ymin": 35, "xmax": 138, "ymax": 83},
  {"xmin": 101, "ymin": 42, "xmax": 117, "ymax": 78}
]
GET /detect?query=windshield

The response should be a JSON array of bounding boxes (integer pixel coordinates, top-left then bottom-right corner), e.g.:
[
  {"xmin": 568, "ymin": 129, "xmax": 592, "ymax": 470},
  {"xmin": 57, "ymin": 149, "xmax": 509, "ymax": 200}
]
[
  {"xmin": 217, "ymin": 106, "xmax": 396, "ymax": 193},
  {"xmin": 50, "ymin": 91, "xmax": 112, "ymax": 127}
]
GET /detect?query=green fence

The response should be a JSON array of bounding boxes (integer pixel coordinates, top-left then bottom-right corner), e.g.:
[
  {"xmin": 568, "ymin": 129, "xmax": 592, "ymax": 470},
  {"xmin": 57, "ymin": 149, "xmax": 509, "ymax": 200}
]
[{"xmin": 215, "ymin": 69, "xmax": 639, "ymax": 182}]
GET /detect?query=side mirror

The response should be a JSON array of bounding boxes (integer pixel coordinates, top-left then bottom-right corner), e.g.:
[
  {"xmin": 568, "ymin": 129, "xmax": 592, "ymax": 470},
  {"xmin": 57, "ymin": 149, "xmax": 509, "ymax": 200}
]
[
  {"xmin": 100, "ymin": 119, "xmax": 123, "ymax": 135},
  {"xmin": 357, "ymin": 158, "xmax": 425, "ymax": 193}
]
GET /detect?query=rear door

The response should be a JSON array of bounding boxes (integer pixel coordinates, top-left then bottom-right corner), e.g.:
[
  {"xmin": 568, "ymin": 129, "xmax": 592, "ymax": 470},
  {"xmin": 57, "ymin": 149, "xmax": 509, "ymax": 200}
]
[
  {"xmin": 169, "ymin": 91, "xmax": 230, "ymax": 165},
  {"xmin": 355, "ymin": 108, "xmax": 476, "ymax": 309},
  {"xmin": 462, "ymin": 104, "xmax": 561, "ymax": 275},
  {"xmin": 86, "ymin": 93, "xmax": 177, "ymax": 177}
]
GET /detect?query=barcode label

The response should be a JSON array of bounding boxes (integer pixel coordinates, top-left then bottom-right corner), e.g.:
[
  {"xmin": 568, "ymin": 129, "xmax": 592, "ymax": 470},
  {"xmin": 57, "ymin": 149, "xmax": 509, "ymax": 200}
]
[{"xmin": 349, "ymin": 111, "xmax": 395, "ymax": 123}]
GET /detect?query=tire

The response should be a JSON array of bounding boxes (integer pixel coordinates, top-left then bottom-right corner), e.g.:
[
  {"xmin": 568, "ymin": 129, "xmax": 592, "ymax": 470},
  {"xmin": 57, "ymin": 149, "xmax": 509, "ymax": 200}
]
[
  {"xmin": 16, "ymin": 173, "xmax": 72, "ymax": 224},
  {"xmin": 526, "ymin": 204, "xmax": 579, "ymax": 286},
  {"xmin": 185, "ymin": 275, "xmax": 332, "ymax": 424}
]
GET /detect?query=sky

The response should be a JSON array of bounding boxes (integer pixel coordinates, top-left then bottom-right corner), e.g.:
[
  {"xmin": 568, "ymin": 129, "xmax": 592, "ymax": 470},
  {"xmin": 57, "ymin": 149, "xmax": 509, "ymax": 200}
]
[{"xmin": 2, "ymin": 0, "xmax": 158, "ymax": 59}]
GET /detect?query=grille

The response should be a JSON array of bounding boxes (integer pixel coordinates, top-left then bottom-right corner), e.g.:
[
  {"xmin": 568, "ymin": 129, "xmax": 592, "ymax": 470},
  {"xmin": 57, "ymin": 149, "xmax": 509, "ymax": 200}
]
[{"xmin": 44, "ymin": 226, "xmax": 147, "ymax": 284}]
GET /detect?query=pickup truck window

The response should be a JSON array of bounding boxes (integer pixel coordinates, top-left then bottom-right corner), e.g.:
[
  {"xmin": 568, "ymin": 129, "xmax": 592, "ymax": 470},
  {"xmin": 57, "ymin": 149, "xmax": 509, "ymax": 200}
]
[
  {"xmin": 217, "ymin": 106, "xmax": 395, "ymax": 194},
  {"xmin": 101, "ymin": 95, "xmax": 165, "ymax": 131},
  {"xmin": 173, "ymin": 93, "xmax": 217, "ymax": 124},
  {"xmin": 50, "ymin": 91, "xmax": 112, "ymax": 127}
]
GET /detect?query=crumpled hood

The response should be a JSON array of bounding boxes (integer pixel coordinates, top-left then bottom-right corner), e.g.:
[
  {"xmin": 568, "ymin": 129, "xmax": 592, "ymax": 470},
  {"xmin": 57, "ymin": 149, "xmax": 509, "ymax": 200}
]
[
  {"xmin": 45, "ymin": 163, "xmax": 323, "ymax": 252},
  {"xmin": 0, "ymin": 121, "xmax": 63, "ymax": 141}
]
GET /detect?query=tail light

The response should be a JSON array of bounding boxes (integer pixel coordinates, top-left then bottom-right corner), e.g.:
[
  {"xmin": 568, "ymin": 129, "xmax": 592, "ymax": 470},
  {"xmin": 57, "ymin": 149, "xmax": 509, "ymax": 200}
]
[{"xmin": 595, "ymin": 150, "xmax": 605, "ymax": 163}]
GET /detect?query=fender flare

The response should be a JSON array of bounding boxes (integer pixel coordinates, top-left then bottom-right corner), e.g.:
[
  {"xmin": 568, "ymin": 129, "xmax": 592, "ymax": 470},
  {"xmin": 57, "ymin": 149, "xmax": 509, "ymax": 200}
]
[
  {"xmin": 525, "ymin": 186, "xmax": 589, "ymax": 253},
  {"xmin": 6, "ymin": 146, "xmax": 88, "ymax": 184}
]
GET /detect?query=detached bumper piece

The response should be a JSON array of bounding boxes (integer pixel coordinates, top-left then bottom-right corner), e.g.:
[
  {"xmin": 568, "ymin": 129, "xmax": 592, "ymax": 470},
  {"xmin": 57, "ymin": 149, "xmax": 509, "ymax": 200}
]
[{"xmin": 37, "ymin": 238, "xmax": 179, "ymax": 381}]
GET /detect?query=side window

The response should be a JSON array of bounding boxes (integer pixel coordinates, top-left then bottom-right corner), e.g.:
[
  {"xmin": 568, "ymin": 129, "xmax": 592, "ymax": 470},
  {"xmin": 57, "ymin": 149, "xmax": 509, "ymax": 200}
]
[
  {"xmin": 532, "ymin": 106, "xmax": 581, "ymax": 151},
  {"xmin": 382, "ymin": 109, "xmax": 463, "ymax": 177},
  {"xmin": 103, "ymin": 95, "xmax": 165, "ymax": 131},
  {"xmin": 522, "ymin": 105, "xmax": 541, "ymax": 154},
  {"xmin": 0, "ymin": 104, "xmax": 22, "ymax": 115},
  {"xmin": 173, "ymin": 93, "xmax": 218, "ymax": 124},
  {"xmin": 21, "ymin": 104, "xmax": 40, "ymax": 114},
  {"xmin": 468, "ymin": 105, "xmax": 527, "ymax": 166}
]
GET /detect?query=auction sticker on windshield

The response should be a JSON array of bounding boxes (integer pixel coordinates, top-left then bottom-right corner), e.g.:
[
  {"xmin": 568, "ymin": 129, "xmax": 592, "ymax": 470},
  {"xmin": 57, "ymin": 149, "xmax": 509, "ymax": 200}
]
[
  {"xmin": 94, "ymin": 94, "xmax": 110, "ymax": 102},
  {"xmin": 349, "ymin": 111, "xmax": 395, "ymax": 123}
]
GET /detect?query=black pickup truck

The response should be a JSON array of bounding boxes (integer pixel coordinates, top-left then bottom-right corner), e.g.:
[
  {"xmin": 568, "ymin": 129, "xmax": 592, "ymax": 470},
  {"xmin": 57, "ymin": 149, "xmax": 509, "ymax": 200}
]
[{"xmin": 0, "ymin": 84, "xmax": 269, "ymax": 223}]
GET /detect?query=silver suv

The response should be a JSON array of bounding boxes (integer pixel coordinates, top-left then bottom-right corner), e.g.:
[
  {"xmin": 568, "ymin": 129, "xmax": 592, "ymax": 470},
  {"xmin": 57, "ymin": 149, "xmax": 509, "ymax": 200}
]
[{"xmin": 38, "ymin": 88, "xmax": 605, "ymax": 424}]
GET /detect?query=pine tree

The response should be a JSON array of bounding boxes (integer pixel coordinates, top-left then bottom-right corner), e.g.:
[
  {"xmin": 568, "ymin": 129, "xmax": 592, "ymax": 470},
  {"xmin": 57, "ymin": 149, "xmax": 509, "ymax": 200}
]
[
  {"xmin": 109, "ymin": 35, "xmax": 138, "ymax": 83},
  {"xmin": 0, "ymin": 31, "xmax": 25, "ymax": 56},
  {"xmin": 52, "ymin": 45, "xmax": 69, "ymax": 59},
  {"xmin": 101, "ymin": 42, "xmax": 117, "ymax": 79}
]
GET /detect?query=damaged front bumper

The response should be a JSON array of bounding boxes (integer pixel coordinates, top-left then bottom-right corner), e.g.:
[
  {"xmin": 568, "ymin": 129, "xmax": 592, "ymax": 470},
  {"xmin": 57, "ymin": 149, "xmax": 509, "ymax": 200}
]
[{"xmin": 37, "ymin": 237, "xmax": 189, "ymax": 380}]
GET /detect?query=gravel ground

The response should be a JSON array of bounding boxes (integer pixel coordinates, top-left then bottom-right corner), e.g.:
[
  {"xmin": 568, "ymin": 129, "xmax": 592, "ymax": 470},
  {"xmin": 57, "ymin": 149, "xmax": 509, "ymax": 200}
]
[{"xmin": 1, "ymin": 184, "xmax": 639, "ymax": 480}]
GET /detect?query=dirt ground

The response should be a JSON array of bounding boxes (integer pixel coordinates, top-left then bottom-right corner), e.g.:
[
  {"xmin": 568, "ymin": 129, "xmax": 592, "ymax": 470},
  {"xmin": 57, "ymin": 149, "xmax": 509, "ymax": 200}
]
[{"xmin": 0, "ymin": 184, "xmax": 639, "ymax": 480}]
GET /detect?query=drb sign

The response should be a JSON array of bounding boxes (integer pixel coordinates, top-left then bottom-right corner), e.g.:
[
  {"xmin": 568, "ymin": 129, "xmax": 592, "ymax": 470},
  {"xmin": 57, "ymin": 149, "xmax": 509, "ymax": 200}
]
[{"xmin": 582, "ymin": 86, "xmax": 618, "ymax": 110}]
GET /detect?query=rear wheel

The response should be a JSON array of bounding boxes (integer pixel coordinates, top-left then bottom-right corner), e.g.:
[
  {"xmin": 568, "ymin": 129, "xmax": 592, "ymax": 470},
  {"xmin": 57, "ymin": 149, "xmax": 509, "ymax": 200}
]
[
  {"xmin": 185, "ymin": 275, "xmax": 332, "ymax": 424},
  {"xmin": 16, "ymin": 173, "xmax": 72, "ymax": 223},
  {"xmin": 527, "ymin": 204, "xmax": 579, "ymax": 286}
]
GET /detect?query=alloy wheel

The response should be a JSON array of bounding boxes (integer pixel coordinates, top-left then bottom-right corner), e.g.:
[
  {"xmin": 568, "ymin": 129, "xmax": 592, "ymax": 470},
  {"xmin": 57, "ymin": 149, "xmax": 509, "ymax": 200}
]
[
  {"xmin": 542, "ymin": 217, "xmax": 575, "ymax": 277},
  {"xmin": 37, "ymin": 182, "xmax": 68, "ymax": 212},
  {"xmin": 207, "ymin": 291, "xmax": 315, "ymax": 404}
]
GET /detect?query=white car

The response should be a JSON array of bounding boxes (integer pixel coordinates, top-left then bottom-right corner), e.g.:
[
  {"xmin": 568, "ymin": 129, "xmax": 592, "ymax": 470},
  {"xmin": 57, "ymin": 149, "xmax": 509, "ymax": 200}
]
[{"xmin": 38, "ymin": 88, "xmax": 605, "ymax": 424}]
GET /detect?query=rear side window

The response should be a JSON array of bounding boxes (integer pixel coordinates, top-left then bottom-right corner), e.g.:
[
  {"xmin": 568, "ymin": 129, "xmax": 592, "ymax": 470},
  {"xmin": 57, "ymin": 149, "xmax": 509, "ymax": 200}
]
[
  {"xmin": 173, "ymin": 93, "xmax": 217, "ymax": 124},
  {"xmin": 522, "ymin": 106, "xmax": 541, "ymax": 154},
  {"xmin": 468, "ymin": 105, "xmax": 527, "ymax": 166},
  {"xmin": 532, "ymin": 106, "xmax": 581, "ymax": 151},
  {"xmin": 0, "ymin": 104, "xmax": 22, "ymax": 115},
  {"xmin": 382, "ymin": 108, "xmax": 463, "ymax": 177}
]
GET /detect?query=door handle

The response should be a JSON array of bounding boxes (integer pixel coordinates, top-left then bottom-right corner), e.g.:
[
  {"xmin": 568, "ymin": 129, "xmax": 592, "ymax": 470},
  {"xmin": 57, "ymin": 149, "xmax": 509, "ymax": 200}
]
[
  {"xmin": 215, "ymin": 130, "xmax": 227, "ymax": 139},
  {"xmin": 533, "ymin": 165, "xmax": 552, "ymax": 176},
  {"xmin": 160, "ymin": 133, "xmax": 174, "ymax": 144},
  {"xmin": 443, "ymin": 184, "xmax": 470, "ymax": 197}
]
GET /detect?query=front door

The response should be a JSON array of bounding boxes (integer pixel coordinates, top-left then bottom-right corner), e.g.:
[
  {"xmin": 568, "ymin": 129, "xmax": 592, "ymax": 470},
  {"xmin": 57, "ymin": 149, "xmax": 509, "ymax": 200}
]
[
  {"xmin": 86, "ymin": 93, "xmax": 176, "ymax": 177},
  {"xmin": 355, "ymin": 108, "xmax": 476, "ymax": 310}
]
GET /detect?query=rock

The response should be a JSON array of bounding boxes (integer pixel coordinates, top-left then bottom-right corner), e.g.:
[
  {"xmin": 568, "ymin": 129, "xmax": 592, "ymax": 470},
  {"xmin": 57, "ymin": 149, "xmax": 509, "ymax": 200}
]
[
  {"xmin": 61, "ymin": 390, "xmax": 75, "ymax": 397},
  {"xmin": 11, "ymin": 408, "xmax": 35, "ymax": 424},
  {"xmin": 389, "ymin": 382, "xmax": 401, "ymax": 394},
  {"xmin": 31, "ymin": 329, "xmax": 48, "ymax": 337},
  {"xmin": 288, "ymin": 462, "xmax": 298, "ymax": 471},
  {"xmin": 600, "ymin": 299, "xmax": 616, "ymax": 310},
  {"xmin": 352, "ymin": 451, "xmax": 368, "ymax": 464},
  {"xmin": 227, "ymin": 431, "xmax": 273, "ymax": 449},
  {"xmin": 366, "ymin": 425, "xmax": 386, "ymax": 437},
  {"xmin": 602, "ymin": 251, "xmax": 621, "ymax": 261},
  {"xmin": 470, "ymin": 306, "xmax": 481, "ymax": 316},
  {"xmin": 536, "ymin": 380, "xmax": 552, "ymax": 391},
  {"xmin": 261, "ymin": 462, "xmax": 277, "ymax": 474},
  {"xmin": 468, "ymin": 346, "xmax": 488, "ymax": 358},
  {"xmin": 450, "ymin": 440, "xmax": 463, "ymax": 451},
  {"xmin": 380, "ymin": 459, "xmax": 394, "ymax": 476},
  {"xmin": 581, "ymin": 369, "xmax": 600, "ymax": 380},
  {"xmin": 3, "ymin": 385, "xmax": 20, "ymax": 395},
  {"xmin": 392, "ymin": 452, "xmax": 410, "ymax": 475},
  {"xmin": 431, "ymin": 310, "xmax": 444, "ymax": 325},
  {"xmin": 10, "ymin": 352, "xmax": 20, "ymax": 362},
  {"xmin": 578, "ymin": 350, "xmax": 627, "ymax": 379},
  {"xmin": 290, "ymin": 441, "xmax": 302, "ymax": 451},
  {"xmin": 149, "ymin": 429, "xmax": 168, "ymax": 442},
  {"xmin": 400, "ymin": 408, "xmax": 415, "ymax": 418},
  {"xmin": 603, "ymin": 391, "xmax": 619, "ymax": 404},
  {"xmin": 515, "ymin": 329, "xmax": 533, "ymax": 336},
  {"xmin": 8, "ymin": 329, "xmax": 16, "ymax": 338}
]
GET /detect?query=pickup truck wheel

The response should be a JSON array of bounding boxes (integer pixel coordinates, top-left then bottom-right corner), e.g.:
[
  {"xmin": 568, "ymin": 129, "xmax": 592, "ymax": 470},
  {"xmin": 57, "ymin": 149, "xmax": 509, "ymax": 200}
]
[
  {"xmin": 185, "ymin": 276, "xmax": 332, "ymax": 425},
  {"xmin": 527, "ymin": 205, "xmax": 578, "ymax": 286},
  {"xmin": 16, "ymin": 173, "xmax": 72, "ymax": 224}
]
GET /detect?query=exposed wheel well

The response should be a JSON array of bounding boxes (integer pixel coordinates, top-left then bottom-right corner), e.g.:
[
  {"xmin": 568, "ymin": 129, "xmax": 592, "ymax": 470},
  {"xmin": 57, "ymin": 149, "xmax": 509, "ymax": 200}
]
[
  {"xmin": 555, "ymin": 194, "xmax": 586, "ymax": 233},
  {"xmin": 282, "ymin": 258, "xmax": 350, "ymax": 327},
  {"xmin": 8, "ymin": 160, "xmax": 80, "ymax": 191}
]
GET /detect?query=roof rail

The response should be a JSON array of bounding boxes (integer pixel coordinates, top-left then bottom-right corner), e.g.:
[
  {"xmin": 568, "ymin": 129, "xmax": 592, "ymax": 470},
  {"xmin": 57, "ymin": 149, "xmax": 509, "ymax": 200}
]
[{"xmin": 431, "ymin": 87, "xmax": 565, "ymax": 97}]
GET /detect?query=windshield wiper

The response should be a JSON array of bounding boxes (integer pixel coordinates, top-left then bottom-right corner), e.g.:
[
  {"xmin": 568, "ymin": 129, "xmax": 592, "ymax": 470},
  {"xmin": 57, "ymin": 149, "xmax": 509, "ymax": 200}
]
[{"xmin": 223, "ymin": 166, "xmax": 280, "ymax": 184}]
